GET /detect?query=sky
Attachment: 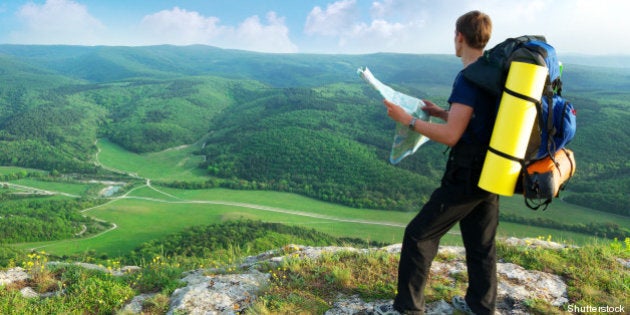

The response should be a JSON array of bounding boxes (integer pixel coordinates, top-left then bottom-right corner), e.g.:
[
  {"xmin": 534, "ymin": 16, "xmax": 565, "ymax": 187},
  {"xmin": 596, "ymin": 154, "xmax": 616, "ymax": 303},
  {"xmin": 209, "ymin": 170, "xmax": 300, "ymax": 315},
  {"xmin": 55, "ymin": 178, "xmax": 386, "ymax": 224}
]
[{"xmin": 0, "ymin": 0, "xmax": 627, "ymax": 55}]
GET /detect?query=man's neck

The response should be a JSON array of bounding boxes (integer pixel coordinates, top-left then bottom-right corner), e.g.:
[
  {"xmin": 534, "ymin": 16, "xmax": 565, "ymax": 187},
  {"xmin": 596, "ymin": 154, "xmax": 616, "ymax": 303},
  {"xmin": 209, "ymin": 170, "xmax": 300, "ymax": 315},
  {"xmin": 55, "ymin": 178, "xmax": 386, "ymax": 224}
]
[{"xmin": 461, "ymin": 49, "xmax": 484, "ymax": 68}]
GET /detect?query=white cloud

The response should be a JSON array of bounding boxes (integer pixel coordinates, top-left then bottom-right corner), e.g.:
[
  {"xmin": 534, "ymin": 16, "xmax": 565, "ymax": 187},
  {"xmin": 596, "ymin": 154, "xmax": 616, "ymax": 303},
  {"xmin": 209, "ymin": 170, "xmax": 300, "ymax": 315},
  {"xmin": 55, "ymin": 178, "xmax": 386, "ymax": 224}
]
[
  {"xmin": 10, "ymin": 0, "xmax": 105, "ymax": 45},
  {"xmin": 139, "ymin": 7, "xmax": 297, "ymax": 53},
  {"xmin": 139, "ymin": 7, "xmax": 224, "ymax": 45},
  {"xmin": 304, "ymin": 0, "xmax": 439, "ymax": 54},
  {"xmin": 304, "ymin": 0, "xmax": 359, "ymax": 36},
  {"xmin": 230, "ymin": 12, "xmax": 297, "ymax": 53},
  {"xmin": 7, "ymin": 2, "xmax": 297, "ymax": 53},
  {"xmin": 339, "ymin": 19, "xmax": 419, "ymax": 52},
  {"xmin": 370, "ymin": 0, "xmax": 427, "ymax": 20},
  {"xmin": 302, "ymin": 0, "xmax": 630, "ymax": 55},
  {"xmin": 370, "ymin": 0, "xmax": 394, "ymax": 18}
]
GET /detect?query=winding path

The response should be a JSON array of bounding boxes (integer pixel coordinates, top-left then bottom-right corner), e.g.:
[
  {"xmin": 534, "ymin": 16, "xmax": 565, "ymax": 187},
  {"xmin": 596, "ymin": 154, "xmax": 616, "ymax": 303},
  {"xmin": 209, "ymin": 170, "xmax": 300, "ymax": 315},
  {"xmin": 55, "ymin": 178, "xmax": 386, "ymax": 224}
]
[
  {"xmin": 24, "ymin": 178, "xmax": 408, "ymax": 251},
  {"xmin": 89, "ymin": 141, "xmax": 408, "ymax": 228},
  {"xmin": 21, "ymin": 140, "xmax": 457, "ymax": 250}
]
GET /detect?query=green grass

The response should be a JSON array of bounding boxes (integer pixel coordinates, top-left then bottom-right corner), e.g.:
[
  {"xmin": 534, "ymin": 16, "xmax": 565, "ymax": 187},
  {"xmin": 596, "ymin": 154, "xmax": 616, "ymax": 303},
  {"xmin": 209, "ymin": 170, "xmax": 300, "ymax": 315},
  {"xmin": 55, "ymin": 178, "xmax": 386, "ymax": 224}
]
[
  {"xmin": 8, "ymin": 139, "xmax": 625, "ymax": 259},
  {"xmin": 96, "ymin": 138, "xmax": 207, "ymax": 181},
  {"xmin": 500, "ymin": 192, "xmax": 630, "ymax": 228},
  {"xmin": 123, "ymin": 184, "xmax": 182, "ymax": 201},
  {"xmin": 498, "ymin": 237, "xmax": 630, "ymax": 313},
  {"xmin": 0, "ymin": 166, "xmax": 46, "ymax": 176},
  {"xmin": 11, "ymin": 178, "xmax": 100, "ymax": 197},
  {"xmin": 251, "ymin": 249, "xmax": 400, "ymax": 314},
  {"xmin": 5, "ymin": 224, "xmax": 628, "ymax": 315},
  {"xmin": 95, "ymin": 135, "xmax": 629, "ymax": 226},
  {"xmin": 249, "ymin": 237, "xmax": 630, "ymax": 314},
  {"xmin": 20, "ymin": 194, "xmax": 413, "ymax": 257},
  {"xmin": 15, "ymin": 186, "xmax": 605, "ymax": 258}
]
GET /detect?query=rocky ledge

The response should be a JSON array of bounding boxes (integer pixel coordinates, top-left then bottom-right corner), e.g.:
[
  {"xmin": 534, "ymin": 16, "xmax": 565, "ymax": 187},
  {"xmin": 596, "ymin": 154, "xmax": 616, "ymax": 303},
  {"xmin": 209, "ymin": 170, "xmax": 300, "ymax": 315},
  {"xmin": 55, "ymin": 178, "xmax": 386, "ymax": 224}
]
[
  {"xmin": 0, "ymin": 237, "xmax": 593, "ymax": 314},
  {"xmin": 135, "ymin": 237, "xmax": 570, "ymax": 314}
]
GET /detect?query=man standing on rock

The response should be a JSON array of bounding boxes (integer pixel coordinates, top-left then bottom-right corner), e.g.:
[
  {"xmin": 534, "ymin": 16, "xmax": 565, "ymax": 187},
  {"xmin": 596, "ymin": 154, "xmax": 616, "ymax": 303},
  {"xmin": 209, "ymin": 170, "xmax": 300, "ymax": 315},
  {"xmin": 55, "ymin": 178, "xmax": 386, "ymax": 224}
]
[{"xmin": 377, "ymin": 10, "xmax": 498, "ymax": 315}]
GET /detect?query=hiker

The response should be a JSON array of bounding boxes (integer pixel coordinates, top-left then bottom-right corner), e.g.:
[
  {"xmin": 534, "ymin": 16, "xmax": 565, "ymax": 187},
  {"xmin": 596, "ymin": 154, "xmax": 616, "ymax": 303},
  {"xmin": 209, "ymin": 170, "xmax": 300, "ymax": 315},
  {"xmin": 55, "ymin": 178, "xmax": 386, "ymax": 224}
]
[{"xmin": 378, "ymin": 10, "xmax": 498, "ymax": 315}]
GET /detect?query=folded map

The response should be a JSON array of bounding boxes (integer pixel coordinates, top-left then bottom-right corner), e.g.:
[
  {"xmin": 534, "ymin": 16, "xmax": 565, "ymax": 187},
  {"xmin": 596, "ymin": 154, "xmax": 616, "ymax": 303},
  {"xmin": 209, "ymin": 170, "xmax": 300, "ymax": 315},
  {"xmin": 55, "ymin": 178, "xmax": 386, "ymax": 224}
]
[{"xmin": 357, "ymin": 67, "xmax": 430, "ymax": 164}]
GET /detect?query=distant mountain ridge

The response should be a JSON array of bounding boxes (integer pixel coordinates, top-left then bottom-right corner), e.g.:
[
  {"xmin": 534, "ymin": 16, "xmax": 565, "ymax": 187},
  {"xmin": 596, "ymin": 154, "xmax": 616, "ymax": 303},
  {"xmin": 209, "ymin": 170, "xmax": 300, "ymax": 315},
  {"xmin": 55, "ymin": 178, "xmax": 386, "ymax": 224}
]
[
  {"xmin": 4, "ymin": 44, "xmax": 629, "ymax": 84},
  {"xmin": 0, "ymin": 44, "xmax": 460, "ymax": 86},
  {"xmin": 563, "ymin": 54, "xmax": 630, "ymax": 68}
]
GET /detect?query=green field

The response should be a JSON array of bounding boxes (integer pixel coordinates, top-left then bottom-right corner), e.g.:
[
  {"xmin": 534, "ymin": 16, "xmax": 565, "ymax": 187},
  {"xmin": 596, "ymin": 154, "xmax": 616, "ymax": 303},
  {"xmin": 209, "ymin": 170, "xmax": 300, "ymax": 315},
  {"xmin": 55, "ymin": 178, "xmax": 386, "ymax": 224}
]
[
  {"xmin": 8, "ymin": 139, "xmax": 624, "ymax": 258},
  {"xmin": 95, "ymin": 138, "xmax": 208, "ymax": 181}
]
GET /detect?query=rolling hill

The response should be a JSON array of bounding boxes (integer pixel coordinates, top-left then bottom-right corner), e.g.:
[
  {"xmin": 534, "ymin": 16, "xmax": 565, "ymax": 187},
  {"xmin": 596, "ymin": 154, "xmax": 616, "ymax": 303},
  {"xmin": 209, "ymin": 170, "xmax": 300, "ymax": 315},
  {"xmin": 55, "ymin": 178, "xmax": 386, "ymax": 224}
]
[{"xmin": 0, "ymin": 44, "xmax": 628, "ymax": 215}]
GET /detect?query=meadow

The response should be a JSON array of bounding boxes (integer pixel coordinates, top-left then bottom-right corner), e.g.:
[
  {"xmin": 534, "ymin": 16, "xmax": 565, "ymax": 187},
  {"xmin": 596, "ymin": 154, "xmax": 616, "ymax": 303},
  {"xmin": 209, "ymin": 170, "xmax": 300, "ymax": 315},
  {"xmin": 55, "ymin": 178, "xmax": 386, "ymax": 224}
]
[{"xmin": 10, "ymin": 138, "xmax": 622, "ymax": 258}]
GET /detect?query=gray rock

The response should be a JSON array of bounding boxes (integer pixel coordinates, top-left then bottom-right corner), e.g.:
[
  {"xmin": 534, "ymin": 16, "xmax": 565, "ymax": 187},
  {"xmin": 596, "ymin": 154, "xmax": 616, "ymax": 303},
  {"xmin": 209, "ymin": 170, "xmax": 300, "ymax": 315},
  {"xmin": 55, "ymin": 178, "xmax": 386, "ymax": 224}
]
[
  {"xmin": 324, "ymin": 296, "xmax": 453, "ymax": 315},
  {"xmin": 320, "ymin": 244, "xmax": 569, "ymax": 315},
  {"xmin": 0, "ymin": 267, "xmax": 29, "ymax": 286},
  {"xmin": 502, "ymin": 237, "xmax": 571, "ymax": 250},
  {"xmin": 119, "ymin": 293, "xmax": 158, "ymax": 314},
  {"xmin": 167, "ymin": 271, "xmax": 270, "ymax": 315},
  {"xmin": 497, "ymin": 262, "xmax": 568, "ymax": 307},
  {"xmin": 20, "ymin": 286, "xmax": 39, "ymax": 299}
]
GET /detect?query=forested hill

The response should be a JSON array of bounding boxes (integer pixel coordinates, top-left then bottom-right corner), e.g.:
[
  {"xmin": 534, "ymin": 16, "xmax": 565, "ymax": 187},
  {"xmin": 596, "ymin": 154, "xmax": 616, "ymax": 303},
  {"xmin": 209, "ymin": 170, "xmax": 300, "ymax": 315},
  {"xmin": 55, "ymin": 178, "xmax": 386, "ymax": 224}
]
[{"xmin": 0, "ymin": 44, "xmax": 628, "ymax": 215}]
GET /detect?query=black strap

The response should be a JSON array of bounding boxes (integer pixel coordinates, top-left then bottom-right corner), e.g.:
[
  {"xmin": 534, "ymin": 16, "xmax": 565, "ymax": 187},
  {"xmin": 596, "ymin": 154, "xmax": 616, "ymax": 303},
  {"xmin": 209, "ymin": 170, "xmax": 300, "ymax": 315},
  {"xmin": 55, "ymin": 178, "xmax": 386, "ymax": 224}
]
[
  {"xmin": 503, "ymin": 87, "xmax": 541, "ymax": 105},
  {"xmin": 488, "ymin": 146, "xmax": 524, "ymax": 166},
  {"xmin": 525, "ymin": 196, "xmax": 551, "ymax": 211},
  {"xmin": 543, "ymin": 94, "xmax": 556, "ymax": 160},
  {"xmin": 544, "ymin": 82, "xmax": 557, "ymax": 160},
  {"xmin": 488, "ymin": 145, "xmax": 554, "ymax": 211}
]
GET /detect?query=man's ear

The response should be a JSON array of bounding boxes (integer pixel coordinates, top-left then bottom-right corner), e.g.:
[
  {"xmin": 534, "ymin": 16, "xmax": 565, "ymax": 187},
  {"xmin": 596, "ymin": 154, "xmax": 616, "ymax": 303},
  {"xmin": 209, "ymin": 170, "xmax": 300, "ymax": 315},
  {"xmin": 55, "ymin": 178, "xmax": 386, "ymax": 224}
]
[{"xmin": 455, "ymin": 32, "xmax": 464, "ymax": 44}]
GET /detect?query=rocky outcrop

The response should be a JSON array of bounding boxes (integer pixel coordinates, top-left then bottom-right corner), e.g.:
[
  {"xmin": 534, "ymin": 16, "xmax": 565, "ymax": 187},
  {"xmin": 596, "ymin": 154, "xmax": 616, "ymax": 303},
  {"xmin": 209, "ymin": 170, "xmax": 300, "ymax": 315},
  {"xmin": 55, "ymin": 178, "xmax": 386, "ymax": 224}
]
[
  {"xmin": 162, "ymin": 241, "xmax": 568, "ymax": 315},
  {"xmin": 277, "ymin": 244, "xmax": 569, "ymax": 315},
  {"xmin": 0, "ymin": 238, "xmax": 580, "ymax": 314},
  {"xmin": 0, "ymin": 267, "xmax": 28, "ymax": 286},
  {"xmin": 167, "ymin": 271, "xmax": 270, "ymax": 315}
]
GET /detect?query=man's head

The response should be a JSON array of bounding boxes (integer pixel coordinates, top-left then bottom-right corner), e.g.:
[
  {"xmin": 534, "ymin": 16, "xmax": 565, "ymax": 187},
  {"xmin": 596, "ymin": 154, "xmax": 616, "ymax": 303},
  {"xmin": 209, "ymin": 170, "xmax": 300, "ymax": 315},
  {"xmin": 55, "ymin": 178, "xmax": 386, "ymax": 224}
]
[{"xmin": 455, "ymin": 10, "xmax": 492, "ymax": 53}]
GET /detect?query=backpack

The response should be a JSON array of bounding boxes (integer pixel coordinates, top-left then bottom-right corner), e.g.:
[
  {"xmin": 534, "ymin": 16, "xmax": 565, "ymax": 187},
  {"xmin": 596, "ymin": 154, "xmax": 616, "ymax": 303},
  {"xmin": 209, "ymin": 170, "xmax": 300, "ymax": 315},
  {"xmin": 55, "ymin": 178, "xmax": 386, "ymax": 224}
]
[{"xmin": 463, "ymin": 35, "xmax": 577, "ymax": 209}]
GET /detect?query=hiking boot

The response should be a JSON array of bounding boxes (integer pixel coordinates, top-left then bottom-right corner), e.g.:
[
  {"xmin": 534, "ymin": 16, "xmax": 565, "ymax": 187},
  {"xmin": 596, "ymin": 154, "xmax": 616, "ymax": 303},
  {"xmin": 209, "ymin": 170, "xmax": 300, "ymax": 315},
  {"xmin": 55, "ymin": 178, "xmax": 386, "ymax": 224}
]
[
  {"xmin": 374, "ymin": 303, "xmax": 402, "ymax": 315},
  {"xmin": 452, "ymin": 296, "xmax": 476, "ymax": 315}
]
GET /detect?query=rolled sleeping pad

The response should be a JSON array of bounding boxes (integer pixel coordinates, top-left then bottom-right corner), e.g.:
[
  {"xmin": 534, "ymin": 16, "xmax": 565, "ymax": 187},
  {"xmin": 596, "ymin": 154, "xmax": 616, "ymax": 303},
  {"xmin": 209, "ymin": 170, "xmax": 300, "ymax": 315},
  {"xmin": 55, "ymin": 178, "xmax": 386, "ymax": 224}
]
[{"xmin": 478, "ymin": 61, "xmax": 548, "ymax": 196}]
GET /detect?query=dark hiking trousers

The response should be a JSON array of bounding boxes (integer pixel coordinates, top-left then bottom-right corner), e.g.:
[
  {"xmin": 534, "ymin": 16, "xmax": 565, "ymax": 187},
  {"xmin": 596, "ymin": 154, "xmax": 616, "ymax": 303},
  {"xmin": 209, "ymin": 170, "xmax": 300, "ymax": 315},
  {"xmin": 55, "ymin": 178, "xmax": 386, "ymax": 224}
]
[{"xmin": 393, "ymin": 144, "xmax": 499, "ymax": 315}]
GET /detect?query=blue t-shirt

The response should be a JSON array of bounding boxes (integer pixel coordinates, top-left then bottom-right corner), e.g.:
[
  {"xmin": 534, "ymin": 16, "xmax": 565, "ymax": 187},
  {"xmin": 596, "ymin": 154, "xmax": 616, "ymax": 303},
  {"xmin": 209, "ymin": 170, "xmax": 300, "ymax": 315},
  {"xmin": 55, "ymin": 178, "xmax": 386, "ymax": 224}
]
[{"xmin": 447, "ymin": 71, "xmax": 498, "ymax": 146}]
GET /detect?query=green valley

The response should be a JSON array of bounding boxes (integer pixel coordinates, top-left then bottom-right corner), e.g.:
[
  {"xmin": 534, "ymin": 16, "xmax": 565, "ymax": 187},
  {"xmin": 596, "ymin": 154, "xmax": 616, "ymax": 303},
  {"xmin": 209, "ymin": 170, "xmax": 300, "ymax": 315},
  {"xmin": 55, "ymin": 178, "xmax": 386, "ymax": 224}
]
[
  {"xmin": 4, "ymin": 138, "xmax": 627, "ymax": 260},
  {"xmin": 0, "ymin": 44, "xmax": 628, "ymax": 260}
]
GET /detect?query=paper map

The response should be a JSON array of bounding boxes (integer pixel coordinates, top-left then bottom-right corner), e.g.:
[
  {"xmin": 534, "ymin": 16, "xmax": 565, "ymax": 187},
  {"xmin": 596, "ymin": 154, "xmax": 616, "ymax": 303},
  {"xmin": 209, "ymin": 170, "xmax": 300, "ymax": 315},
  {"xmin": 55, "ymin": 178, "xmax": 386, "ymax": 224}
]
[{"xmin": 357, "ymin": 67, "xmax": 430, "ymax": 164}]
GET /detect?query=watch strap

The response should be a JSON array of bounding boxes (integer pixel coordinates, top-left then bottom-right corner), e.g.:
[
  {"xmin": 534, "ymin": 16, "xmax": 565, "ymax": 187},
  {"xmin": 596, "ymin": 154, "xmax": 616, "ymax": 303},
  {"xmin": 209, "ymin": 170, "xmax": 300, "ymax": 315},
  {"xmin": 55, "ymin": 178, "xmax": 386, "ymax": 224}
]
[{"xmin": 408, "ymin": 117, "xmax": 417, "ymax": 130}]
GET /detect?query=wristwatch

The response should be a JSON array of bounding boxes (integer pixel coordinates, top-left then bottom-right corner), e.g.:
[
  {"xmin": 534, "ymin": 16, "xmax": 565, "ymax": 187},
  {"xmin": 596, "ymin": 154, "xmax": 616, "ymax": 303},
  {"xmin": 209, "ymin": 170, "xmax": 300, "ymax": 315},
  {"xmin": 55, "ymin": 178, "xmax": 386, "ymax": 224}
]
[{"xmin": 408, "ymin": 117, "xmax": 417, "ymax": 130}]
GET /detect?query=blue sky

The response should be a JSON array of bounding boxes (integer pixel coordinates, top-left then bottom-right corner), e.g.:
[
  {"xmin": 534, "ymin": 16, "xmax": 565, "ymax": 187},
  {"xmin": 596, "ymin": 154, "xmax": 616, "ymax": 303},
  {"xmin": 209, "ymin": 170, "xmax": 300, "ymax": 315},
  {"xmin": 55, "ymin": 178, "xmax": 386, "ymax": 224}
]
[{"xmin": 0, "ymin": 0, "xmax": 627, "ymax": 55}]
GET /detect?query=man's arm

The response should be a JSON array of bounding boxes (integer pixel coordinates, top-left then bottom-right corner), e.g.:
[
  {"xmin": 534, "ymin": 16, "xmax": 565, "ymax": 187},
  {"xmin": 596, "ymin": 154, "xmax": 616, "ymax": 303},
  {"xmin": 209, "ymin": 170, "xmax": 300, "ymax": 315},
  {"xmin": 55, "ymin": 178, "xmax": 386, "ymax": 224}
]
[{"xmin": 384, "ymin": 100, "xmax": 472, "ymax": 147}]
